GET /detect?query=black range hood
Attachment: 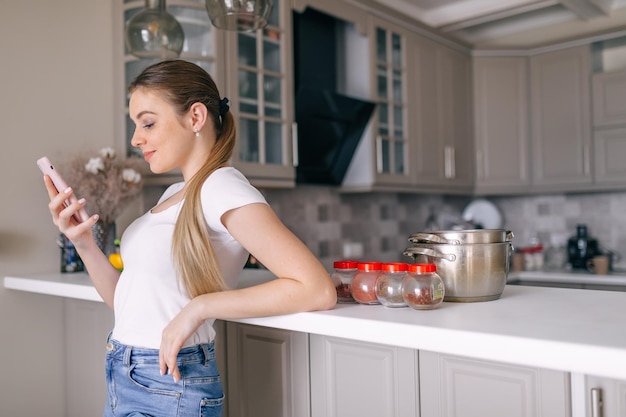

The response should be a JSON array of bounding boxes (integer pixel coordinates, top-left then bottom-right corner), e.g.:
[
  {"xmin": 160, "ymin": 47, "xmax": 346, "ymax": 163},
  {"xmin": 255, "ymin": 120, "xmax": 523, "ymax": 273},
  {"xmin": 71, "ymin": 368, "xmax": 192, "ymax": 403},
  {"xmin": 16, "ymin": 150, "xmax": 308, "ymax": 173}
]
[{"xmin": 293, "ymin": 8, "xmax": 375, "ymax": 185}]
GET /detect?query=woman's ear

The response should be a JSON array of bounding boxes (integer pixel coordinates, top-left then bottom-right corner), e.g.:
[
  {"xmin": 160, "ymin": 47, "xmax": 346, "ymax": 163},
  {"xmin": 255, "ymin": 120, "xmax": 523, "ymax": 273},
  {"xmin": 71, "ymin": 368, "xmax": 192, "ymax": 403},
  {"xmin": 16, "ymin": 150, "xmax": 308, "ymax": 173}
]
[{"xmin": 189, "ymin": 102, "xmax": 208, "ymax": 133}]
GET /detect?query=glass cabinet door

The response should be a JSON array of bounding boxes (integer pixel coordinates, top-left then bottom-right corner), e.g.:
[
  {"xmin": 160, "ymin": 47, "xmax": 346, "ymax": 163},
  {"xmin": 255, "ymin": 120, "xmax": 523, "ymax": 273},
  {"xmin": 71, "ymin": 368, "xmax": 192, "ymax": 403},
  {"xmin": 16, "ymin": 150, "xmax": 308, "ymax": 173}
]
[
  {"xmin": 372, "ymin": 22, "xmax": 410, "ymax": 184},
  {"xmin": 229, "ymin": 0, "xmax": 295, "ymax": 186}
]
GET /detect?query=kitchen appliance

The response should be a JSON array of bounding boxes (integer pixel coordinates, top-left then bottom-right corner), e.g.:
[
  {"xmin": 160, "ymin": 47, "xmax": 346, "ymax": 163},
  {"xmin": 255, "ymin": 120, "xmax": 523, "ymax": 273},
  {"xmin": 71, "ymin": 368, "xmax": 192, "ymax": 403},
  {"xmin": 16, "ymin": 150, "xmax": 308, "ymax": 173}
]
[
  {"xmin": 567, "ymin": 224, "xmax": 600, "ymax": 269},
  {"xmin": 404, "ymin": 229, "xmax": 513, "ymax": 302}
]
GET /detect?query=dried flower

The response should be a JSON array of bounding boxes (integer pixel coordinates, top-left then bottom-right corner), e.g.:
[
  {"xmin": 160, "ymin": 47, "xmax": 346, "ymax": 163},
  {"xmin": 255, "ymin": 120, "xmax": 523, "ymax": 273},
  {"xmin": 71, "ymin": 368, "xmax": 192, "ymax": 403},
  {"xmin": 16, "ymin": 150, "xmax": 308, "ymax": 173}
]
[{"xmin": 62, "ymin": 148, "xmax": 144, "ymax": 224}]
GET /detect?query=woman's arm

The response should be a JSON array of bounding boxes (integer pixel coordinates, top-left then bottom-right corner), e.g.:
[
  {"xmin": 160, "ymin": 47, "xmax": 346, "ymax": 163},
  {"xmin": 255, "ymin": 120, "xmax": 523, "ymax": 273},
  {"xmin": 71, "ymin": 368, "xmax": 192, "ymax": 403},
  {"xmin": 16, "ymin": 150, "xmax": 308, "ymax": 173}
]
[
  {"xmin": 159, "ymin": 202, "xmax": 336, "ymax": 381},
  {"xmin": 43, "ymin": 175, "xmax": 120, "ymax": 308}
]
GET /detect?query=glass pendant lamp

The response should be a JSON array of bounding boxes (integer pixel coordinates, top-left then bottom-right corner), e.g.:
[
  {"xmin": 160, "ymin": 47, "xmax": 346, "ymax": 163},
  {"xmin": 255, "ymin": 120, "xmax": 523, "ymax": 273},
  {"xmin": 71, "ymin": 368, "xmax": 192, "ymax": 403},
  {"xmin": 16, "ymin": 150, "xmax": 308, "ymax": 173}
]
[
  {"xmin": 125, "ymin": 0, "xmax": 185, "ymax": 59},
  {"xmin": 205, "ymin": 0, "xmax": 273, "ymax": 32}
]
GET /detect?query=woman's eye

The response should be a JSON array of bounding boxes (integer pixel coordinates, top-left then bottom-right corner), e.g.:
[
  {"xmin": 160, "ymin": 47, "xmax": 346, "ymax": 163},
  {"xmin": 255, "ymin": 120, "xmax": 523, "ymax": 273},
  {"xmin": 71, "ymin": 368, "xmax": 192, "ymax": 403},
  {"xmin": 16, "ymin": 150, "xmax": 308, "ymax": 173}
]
[{"xmin": 143, "ymin": 122, "xmax": 154, "ymax": 129}]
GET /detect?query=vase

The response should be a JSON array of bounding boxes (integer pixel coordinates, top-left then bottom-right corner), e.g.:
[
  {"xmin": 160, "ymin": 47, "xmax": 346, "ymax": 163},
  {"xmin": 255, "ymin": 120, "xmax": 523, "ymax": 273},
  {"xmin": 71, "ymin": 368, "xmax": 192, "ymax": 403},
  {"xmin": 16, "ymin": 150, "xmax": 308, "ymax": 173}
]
[{"xmin": 93, "ymin": 221, "xmax": 117, "ymax": 257}]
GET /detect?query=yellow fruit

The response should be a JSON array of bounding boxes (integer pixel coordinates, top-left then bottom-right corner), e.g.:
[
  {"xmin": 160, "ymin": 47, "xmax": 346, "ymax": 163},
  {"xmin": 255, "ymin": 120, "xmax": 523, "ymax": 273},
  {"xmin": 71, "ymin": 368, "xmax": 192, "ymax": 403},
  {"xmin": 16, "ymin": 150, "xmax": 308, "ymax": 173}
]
[{"xmin": 109, "ymin": 253, "xmax": 124, "ymax": 271}]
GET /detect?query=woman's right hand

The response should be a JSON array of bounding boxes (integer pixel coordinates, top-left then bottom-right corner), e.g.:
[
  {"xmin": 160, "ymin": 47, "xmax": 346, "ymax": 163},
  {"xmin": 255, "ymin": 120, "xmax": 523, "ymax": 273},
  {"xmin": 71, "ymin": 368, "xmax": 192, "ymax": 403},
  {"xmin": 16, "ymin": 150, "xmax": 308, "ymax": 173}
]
[{"xmin": 43, "ymin": 175, "xmax": 99, "ymax": 246}]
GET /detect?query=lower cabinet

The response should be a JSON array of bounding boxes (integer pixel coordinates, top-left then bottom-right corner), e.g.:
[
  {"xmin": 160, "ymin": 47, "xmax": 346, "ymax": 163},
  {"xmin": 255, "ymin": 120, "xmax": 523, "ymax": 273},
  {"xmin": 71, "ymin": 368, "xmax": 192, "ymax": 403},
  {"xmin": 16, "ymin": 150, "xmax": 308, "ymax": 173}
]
[
  {"xmin": 585, "ymin": 375, "xmax": 626, "ymax": 416},
  {"xmin": 309, "ymin": 334, "xmax": 419, "ymax": 417},
  {"xmin": 419, "ymin": 351, "xmax": 571, "ymax": 417},
  {"xmin": 223, "ymin": 322, "xmax": 310, "ymax": 417}
]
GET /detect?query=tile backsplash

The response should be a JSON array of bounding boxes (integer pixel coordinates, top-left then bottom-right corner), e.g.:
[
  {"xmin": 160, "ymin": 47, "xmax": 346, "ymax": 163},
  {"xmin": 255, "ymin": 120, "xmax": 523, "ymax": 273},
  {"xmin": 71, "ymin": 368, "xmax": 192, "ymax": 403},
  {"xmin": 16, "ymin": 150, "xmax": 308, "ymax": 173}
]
[{"xmin": 144, "ymin": 184, "xmax": 626, "ymax": 270}]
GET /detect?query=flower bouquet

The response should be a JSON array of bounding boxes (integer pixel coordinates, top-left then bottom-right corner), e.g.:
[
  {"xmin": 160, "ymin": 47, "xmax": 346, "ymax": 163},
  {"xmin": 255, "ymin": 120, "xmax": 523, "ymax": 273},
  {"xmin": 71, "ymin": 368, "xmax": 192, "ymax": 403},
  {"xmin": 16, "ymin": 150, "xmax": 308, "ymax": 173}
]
[{"xmin": 61, "ymin": 147, "xmax": 144, "ymax": 255}]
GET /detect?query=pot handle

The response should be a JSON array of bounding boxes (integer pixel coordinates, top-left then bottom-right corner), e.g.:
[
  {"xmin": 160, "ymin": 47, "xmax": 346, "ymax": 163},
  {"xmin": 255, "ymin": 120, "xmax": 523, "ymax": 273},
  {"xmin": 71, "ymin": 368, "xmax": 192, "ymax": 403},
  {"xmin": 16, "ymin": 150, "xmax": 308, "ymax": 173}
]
[
  {"xmin": 506, "ymin": 230, "xmax": 514, "ymax": 241},
  {"xmin": 408, "ymin": 233, "xmax": 460, "ymax": 245},
  {"xmin": 403, "ymin": 246, "xmax": 456, "ymax": 262}
]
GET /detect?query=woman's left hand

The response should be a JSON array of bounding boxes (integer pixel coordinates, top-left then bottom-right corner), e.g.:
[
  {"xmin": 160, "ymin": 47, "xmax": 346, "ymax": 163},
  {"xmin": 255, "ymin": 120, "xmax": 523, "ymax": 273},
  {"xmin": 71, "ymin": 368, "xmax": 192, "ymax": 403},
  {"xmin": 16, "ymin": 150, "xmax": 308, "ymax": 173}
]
[{"xmin": 159, "ymin": 299, "xmax": 205, "ymax": 382}]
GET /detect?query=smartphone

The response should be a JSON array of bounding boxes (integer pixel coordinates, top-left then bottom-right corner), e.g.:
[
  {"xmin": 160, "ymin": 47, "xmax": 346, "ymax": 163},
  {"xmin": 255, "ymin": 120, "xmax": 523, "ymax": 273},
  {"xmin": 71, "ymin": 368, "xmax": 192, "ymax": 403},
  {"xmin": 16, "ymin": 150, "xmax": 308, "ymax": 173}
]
[{"xmin": 37, "ymin": 156, "xmax": 90, "ymax": 223}]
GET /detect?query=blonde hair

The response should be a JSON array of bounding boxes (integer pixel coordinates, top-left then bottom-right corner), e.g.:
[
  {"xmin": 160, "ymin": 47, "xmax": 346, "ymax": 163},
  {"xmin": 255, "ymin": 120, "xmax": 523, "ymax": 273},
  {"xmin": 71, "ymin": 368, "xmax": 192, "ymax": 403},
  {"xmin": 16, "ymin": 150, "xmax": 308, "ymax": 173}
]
[{"xmin": 129, "ymin": 60, "xmax": 236, "ymax": 298}]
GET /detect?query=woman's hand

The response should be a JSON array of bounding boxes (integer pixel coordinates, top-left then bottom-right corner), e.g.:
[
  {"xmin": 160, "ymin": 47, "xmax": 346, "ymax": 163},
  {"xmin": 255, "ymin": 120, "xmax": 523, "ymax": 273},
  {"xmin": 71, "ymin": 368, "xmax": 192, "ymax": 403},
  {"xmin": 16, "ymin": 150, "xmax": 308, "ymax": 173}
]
[
  {"xmin": 43, "ymin": 175, "xmax": 99, "ymax": 244},
  {"xmin": 159, "ymin": 298, "xmax": 206, "ymax": 382}
]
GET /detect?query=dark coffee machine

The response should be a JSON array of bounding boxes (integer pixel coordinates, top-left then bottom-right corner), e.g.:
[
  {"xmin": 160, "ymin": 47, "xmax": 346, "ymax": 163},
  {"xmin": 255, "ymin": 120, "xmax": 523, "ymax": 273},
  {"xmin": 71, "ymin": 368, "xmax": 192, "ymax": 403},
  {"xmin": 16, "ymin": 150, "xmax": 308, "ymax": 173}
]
[{"xmin": 567, "ymin": 224, "xmax": 600, "ymax": 269}]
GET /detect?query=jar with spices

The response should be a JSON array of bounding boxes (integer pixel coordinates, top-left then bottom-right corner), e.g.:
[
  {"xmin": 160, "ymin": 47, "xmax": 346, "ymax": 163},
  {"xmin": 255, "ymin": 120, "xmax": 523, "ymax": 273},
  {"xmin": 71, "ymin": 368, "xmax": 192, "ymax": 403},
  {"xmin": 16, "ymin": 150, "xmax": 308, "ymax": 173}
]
[
  {"xmin": 402, "ymin": 263, "xmax": 444, "ymax": 310},
  {"xmin": 331, "ymin": 260, "xmax": 358, "ymax": 303},
  {"xmin": 375, "ymin": 262, "xmax": 408, "ymax": 308},
  {"xmin": 351, "ymin": 262, "xmax": 382, "ymax": 305}
]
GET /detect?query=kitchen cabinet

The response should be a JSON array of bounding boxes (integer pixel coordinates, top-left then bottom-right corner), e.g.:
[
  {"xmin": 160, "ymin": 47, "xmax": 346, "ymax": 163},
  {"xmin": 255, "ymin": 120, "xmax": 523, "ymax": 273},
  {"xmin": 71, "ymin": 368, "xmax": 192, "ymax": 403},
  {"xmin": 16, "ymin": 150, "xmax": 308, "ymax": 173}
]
[
  {"xmin": 473, "ymin": 56, "xmax": 531, "ymax": 194},
  {"xmin": 342, "ymin": 15, "xmax": 415, "ymax": 191},
  {"xmin": 592, "ymin": 69, "xmax": 626, "ymax": 127},
  {"xmin": 419, "ymin": 351, "xmax": 571, "ymax": 417},
  {"xmin": 529, "ymin": 45, "xmax": 593, "ymax": 191},
  {"xmin": 64, "ymin": 299, "xmax": 114, "ymax": 417},
  {"xmin": 585, "ymin": 375, "xmax": 626, "ymax": 416},
  {"xmin": 309, "ymin": 334, "xmax": 418, "ymax": 417},
  {"xmin": 223, "ymin": 0, "xmax": 297, "ymax": 188},
  {"xmin": 594, "ymin": 127, "xmax": 626, "ymax": 184},
  {"xmin": 225, "ymin": 322, "xmax": 310, "ymax": 417},
  {"xmin": 412, "ymin": 36, "xmax": 473, "ymax": 193}
]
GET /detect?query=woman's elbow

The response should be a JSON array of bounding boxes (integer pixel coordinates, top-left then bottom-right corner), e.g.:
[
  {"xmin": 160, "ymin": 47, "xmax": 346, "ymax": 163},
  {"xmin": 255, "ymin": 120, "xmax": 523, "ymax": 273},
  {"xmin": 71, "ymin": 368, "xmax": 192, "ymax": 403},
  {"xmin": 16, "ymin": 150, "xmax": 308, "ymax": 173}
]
[{"xmin": 312, "ymin": 281, "xmax": 337, "ymax": 311}]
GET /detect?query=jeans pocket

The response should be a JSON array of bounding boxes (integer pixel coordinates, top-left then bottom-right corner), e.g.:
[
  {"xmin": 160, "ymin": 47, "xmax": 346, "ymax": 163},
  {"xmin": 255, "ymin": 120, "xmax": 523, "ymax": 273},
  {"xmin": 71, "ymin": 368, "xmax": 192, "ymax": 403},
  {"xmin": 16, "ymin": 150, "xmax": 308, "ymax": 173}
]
[
  {"xmin": 127, "ymin": 362, "xmax": 181, "ymax": 397},
  {"xmin": 200, "ymin": 395, "xmax": 225, "ymax": 417}
]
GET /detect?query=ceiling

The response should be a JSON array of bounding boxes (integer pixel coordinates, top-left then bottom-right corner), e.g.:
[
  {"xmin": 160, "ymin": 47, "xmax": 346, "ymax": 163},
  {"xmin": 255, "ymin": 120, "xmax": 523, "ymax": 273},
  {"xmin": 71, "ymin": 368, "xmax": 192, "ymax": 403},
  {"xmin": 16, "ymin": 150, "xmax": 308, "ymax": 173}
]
[{"xmin": 375, "ymin": 0, "xmax": 626, "ymax": 50}]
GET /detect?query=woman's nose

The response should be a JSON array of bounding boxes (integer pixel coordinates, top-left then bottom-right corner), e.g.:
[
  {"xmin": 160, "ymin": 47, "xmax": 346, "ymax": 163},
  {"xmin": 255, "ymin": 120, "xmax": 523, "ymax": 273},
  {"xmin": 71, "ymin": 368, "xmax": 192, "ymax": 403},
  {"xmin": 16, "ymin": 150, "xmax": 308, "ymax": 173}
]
[{"xmin": 130, "ymin": 129, "xmax": 143, "ymax": 148}]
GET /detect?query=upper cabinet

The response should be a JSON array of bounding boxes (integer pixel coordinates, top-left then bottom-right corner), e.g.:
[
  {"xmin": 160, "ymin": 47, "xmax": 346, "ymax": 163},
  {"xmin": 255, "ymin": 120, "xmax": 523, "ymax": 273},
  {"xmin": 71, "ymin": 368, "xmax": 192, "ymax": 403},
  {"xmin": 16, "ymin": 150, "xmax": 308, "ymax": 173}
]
[
  {"xmin": 473, "ymin": 56, "xmax": 530, "ymax": 194},
  {"xmin": 529, "ymin": 45, "xmax": 593, "ymax": 191},
  {"xmin": 411, "ymin": 37, "xmax": 473, "ymax": 193},
  {"xmin": 224, "ymin": 0, "xmax": 296, "ymax": 188},
  {"xmin": 342, "ymin": 15, "xmax": 415, "ymax": 191},
  {"xmin": 592, "ymin": 69, "xmax": 626, "ymax": 127}
]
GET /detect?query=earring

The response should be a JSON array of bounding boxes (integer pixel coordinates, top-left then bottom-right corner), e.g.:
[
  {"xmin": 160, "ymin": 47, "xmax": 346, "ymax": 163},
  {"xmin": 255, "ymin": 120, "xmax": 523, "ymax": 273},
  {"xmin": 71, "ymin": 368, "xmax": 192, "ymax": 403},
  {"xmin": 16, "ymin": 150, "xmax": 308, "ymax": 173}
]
[{"xmin": 194, "ymin": 128, "xmax": 200, "ymax": 137}]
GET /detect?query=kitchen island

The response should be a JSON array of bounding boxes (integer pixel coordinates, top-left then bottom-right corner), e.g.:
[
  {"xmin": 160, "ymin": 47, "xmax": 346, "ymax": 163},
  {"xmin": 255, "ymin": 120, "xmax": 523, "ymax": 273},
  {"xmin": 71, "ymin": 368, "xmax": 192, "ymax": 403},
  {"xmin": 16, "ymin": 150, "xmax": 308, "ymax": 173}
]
[
  {"xmin": 4, "ymin": 270, "xmax": 626, "ymax": 380},
  {"xmin": 5, "ymin": 270, "xmax": 626, "ymax": 417}
]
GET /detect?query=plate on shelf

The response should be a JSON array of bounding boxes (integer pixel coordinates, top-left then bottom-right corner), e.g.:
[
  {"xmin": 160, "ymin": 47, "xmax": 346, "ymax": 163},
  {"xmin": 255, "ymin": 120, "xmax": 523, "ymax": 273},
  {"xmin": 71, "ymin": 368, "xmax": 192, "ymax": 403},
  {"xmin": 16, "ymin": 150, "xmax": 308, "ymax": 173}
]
[{"xmin": 461, "ymin": 199, "xmax": 503, "ymax": 229}]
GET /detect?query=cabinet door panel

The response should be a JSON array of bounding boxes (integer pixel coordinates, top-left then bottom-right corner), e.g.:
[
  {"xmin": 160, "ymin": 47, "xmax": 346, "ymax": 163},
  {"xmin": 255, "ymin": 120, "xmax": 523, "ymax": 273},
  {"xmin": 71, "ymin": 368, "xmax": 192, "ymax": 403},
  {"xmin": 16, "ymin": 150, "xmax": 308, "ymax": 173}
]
[
  {"xmin": 420, "ymin": 351, "xmax": 570, "ymax": 417},
  {"xmin": 594, "ymin": 127, "xmax": 626, "ymax": 184},
  {"xmin": 592, "ymin": 69, "xmax": 626, "ymax": 127},
  {"xmin": 473, "ymin": 57, "xmax": 530, "ymax": 193},
  {"xmin": 226, "ymin": 323, "xmax": 309, "ymax": 417},
  {"xmin": 530, "ymin": 45, "xmax": 592, "ymax": 188},
  {"xmin": 310, "ymin": 335, "xmax": 418, "ymax": 417}
]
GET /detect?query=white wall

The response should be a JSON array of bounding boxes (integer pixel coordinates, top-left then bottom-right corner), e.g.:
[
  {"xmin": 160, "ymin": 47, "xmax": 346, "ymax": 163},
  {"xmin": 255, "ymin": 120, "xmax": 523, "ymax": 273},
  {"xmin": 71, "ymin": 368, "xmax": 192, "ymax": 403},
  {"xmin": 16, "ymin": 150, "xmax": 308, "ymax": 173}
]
[{"xmin": 0, "ymin": 1, "xmax": 116, "ymax": 415}]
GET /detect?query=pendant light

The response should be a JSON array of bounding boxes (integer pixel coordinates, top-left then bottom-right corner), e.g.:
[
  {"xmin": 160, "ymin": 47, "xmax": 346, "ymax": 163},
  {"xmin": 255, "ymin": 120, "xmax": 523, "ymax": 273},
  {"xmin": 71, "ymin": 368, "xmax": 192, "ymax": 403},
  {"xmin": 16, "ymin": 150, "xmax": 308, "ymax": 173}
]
[
  {"xmin": 125, "ymin": 0, "xmax": 185, "ymax": 59},
  {"xmin": 205, "ymin": 0, "xmax": 273, "ymax": 32}
]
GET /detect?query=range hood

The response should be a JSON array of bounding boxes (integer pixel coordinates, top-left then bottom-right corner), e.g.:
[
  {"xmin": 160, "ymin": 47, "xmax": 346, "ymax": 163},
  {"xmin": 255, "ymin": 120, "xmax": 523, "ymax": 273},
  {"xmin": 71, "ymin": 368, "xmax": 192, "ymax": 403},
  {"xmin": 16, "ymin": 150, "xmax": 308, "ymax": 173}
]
[{"xmin": 293, "ymin": 8, "xmax": 375, "ymax": 185}]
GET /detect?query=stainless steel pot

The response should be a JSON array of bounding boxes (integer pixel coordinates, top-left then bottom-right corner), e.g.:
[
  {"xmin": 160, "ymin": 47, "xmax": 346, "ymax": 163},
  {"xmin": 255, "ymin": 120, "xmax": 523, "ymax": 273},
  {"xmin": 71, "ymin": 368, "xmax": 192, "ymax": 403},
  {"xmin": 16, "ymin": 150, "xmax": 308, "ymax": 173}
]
[
  {"xmin": 404, "ymin": 242, "xmax": 512, "ymax": 302},
  {"xmin": 408, "ymin": 229, "xmax": 513, "ymax": 245}
]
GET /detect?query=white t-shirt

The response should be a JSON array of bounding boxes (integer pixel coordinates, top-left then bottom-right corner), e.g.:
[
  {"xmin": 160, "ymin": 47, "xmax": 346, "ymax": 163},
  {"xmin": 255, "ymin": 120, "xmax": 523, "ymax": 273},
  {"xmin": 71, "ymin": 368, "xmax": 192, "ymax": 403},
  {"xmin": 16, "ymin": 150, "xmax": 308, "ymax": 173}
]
[{"xmin": 110, "ymin": 167, "xmax": 268, "ymax": 349}]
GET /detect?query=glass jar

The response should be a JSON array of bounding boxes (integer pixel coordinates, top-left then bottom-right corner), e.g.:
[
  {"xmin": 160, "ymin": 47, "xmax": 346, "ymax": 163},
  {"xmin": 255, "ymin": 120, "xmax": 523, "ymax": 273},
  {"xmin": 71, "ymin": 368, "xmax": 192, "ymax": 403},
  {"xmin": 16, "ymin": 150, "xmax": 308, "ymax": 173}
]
[
  {"xmin": 402, "ymin": 263, "xmax": 445, "ymax": 310},
  {"xmin": 352, "ymin": 262, "xmax": 382, "ymax": 305},
  {"xmin": 376, "ymin": 262, "xmax": 408, "ymax": 307},
  {"xmin": 331, "ymin": 260, "xmax": 358, "ymax": 303}
]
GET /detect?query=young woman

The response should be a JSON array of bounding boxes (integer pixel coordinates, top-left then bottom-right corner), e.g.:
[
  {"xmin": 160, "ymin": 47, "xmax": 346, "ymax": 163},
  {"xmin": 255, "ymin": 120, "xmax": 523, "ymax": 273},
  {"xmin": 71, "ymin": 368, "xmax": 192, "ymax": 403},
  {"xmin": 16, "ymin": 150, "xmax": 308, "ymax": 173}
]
[{"xmin": 43, "ymin": 60, "xmax": 336, "ymax": 417}]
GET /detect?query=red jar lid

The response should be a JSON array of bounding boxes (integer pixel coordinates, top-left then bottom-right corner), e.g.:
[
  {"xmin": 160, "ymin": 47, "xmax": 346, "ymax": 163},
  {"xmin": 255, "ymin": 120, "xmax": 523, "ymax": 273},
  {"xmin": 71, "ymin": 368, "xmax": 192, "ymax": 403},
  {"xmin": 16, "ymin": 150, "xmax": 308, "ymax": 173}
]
[
  {"xmin": 334, "ymin": 260, "xmax": 358, "ymax": 269},
  {"xmin": 408, "ymin": 263, "xmax": 436, "ymax": 273},
  {"xmin": 382, "ymin": 262, "xmax": 408, "ymax": 272},
  {"xmin": 357, "ymin": 261, "xmax": 382, "ymax": 271}
]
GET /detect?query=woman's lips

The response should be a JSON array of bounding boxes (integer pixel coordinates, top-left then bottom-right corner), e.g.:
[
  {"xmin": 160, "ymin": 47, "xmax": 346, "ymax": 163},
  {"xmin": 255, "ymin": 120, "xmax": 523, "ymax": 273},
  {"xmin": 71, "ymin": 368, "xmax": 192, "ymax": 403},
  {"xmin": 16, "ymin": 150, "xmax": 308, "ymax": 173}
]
[{"xmin": 143, "ymin": 151, "xmax": 155, "ymax": 161}]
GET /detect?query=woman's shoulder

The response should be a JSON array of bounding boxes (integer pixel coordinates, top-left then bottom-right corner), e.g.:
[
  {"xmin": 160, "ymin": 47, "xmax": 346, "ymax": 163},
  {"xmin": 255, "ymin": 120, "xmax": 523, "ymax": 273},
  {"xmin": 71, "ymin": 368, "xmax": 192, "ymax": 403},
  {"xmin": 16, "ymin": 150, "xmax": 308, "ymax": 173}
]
[{"xmin": 204, "ymin": 167, "xmax": 251, "ymax": 188}]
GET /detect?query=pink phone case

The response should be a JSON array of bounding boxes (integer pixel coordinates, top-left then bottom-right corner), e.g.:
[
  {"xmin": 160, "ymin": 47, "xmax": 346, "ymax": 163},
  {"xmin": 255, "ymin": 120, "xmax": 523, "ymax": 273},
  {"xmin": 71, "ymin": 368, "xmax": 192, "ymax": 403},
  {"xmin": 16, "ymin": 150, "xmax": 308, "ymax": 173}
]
[{"xmin": 37, "ymin": 156, "xmax": 90, "ymax": 223}]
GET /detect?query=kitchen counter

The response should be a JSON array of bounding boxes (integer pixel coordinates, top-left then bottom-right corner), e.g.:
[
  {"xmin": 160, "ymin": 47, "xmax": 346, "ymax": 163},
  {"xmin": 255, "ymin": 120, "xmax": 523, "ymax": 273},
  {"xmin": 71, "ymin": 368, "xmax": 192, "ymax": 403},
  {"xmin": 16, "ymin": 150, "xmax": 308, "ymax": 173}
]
[{"xmin": 5, "ymin": 270, "xmax": 626, "ymax": 381}]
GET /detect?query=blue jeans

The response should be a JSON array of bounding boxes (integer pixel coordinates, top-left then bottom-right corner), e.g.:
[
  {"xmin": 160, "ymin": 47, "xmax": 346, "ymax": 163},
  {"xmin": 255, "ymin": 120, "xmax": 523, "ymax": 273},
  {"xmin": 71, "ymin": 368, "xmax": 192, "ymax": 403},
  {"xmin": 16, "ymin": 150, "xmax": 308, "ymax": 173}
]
[{"xmin": 103, "ymin": 338, "xmax": 224, "ymax": 417}]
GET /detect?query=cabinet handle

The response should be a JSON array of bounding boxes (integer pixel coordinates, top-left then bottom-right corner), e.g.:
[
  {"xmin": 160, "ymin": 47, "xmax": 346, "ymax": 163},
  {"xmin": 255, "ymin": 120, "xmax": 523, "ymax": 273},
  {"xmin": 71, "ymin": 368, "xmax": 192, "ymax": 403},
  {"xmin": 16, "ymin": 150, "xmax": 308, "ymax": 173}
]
[
  {"xmin": 376, "ymin": 136, "xmax": 383, "ymax": 174},
  {"xmin": 291, "ymin": 122, "xmax": 299, "ymax": 168},
  {"xmin": 591, "ymin": 388, "xmax": 603, "ymax": 417},
  {"xmin": 583, "ymin": 145, "xmax": 590, "ymax": 176},
  {"xmin": 476, "ymin": 150, "xmax": 484, "ymax": 180},
  {"xmin": 444, "ymin": 146, "xmax": 456, "ymax": 179}
]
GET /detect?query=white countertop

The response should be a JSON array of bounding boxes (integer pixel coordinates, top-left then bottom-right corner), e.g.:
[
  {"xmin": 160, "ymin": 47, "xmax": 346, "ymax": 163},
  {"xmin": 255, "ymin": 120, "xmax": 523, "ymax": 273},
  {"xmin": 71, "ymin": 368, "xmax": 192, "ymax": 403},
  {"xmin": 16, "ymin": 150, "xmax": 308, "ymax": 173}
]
[{"xmin": 5, "ymin": 270, "xmax": 626, "ymax": 381}]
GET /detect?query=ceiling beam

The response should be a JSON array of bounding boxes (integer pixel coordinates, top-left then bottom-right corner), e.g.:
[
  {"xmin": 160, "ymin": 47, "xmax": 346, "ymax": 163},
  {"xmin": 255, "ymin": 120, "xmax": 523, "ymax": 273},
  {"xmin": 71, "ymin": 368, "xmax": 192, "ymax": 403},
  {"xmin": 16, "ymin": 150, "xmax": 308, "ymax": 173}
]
[{"xmin": 559, "ymin": 0, "xmax": 612, "ymax": 19}]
